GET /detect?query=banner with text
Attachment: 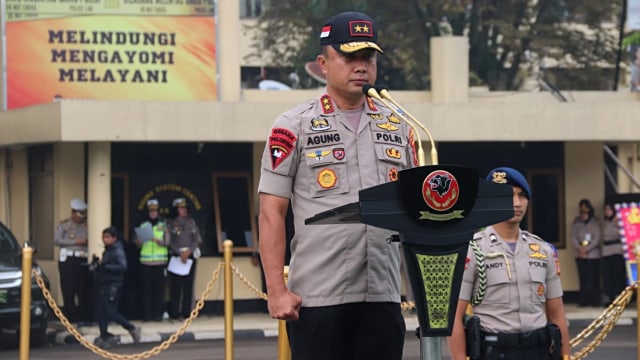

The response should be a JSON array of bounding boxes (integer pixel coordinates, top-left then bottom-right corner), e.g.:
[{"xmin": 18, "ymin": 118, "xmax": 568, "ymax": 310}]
[
  {"xmin": 615, "ymin": 203, "xmax": 640, "ymax": 283},
  {"xmin": 6, "ymin": 12, "xmax": 216, "ymax": 109}
]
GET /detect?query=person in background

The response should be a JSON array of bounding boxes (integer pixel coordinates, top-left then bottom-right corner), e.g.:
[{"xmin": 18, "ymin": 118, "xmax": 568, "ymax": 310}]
[
  {"xmin": 448, "ymin": 167, "xmax": 570, "ymax": 360},
  {"xmin": 167, "ymin": 197, "xmax": 202, "ymax": 320},
  {"xmin": 54, "ymin": 198, "xmax": 91, "ymax": 324},
  {"xmin": 258, "ymin": 11, "xmax": 417, "ymax": 360},
  {"xmin": 135, "ymin": 199, "xmax": 169, "ymax": 322},
  {"xmin": 601, "ymin": 202, "xmax": 627, "ymax": 306},
  {"xmin": 571, "ymin": 198, "xmax": 602, "ymax": 307},
  {"xmin": 92, "ymin": 226, "xmax": 141, "ymax": 349}
]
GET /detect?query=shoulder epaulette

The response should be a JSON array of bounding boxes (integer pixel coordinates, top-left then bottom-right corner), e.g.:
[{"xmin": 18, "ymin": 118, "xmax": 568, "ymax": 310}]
[{"xmin": 522, "ymin": 230, "xmax": 544, "ymax": 243}]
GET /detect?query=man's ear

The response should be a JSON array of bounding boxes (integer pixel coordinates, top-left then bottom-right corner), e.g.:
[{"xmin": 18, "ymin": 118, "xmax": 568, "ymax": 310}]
[{"xmin": 316, "ymin": 54, "xmax": 328, "ymax": 74}]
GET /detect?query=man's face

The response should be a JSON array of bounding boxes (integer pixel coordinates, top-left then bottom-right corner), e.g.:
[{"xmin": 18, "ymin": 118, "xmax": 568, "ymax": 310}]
[
  {"xmin": 317, "ymin": 46, "xmax": 377, "ymax": 101},
  {"xmin": 508, "ymin": 185, "xmax": 528, "ymax": 224},
  {"xmin": 71, "ymin": 209, "xmax": 86, "ymax": 223},
  {"xmin": 148, "ymin": 209, "xmax": 159, "ymax": 219},
  {"xmin": 177, "ymin": 206, "xmax": 188, "ymax": 217},
  {"xmin": 102, "ymin": 232, "xmax": 116, "ymax": 245}
]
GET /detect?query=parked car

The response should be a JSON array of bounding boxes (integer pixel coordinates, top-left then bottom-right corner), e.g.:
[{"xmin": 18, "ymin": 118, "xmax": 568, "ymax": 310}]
[{"xmin": 0, "ymin": 220, "xmax": 50, "ymax": 347}]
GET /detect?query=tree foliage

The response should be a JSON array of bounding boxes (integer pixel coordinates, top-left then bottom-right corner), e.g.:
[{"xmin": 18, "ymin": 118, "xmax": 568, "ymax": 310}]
[{"xmin": 248, "ymin": 0, "xmax": 623, "ymax": 90}]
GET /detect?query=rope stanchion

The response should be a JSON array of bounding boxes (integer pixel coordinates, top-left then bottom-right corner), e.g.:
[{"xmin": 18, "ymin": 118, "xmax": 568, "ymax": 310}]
[
  {"xmin": 278, "ymin": 266, "xmax": 291, "ymax": 360},
  {"xmin": 19, "ymin": 245, "xmax": 33, "ymax": 360},
  {"xmin": 223, "ymin": 240, "xmax": 234, "ymax": 360}
]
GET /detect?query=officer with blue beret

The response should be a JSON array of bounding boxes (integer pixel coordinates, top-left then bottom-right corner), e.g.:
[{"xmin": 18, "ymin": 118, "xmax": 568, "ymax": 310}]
[{"xmin": 448, "ymin": 167, "xmax": 571, "ymax": 360}]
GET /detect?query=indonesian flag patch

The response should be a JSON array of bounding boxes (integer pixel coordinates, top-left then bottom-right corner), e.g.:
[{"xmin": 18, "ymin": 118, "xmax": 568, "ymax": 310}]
[
  {"xmin": 269, "ymin": 127, "xmax": 297, "ymax": 170},
  {"xmin": 320, "ymin": 26, "xmax": 331, "ymax": 38}
]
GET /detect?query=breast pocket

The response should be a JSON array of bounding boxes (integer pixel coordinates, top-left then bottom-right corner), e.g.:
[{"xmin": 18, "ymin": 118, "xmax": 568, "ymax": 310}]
[
  {"xmin": 529, "ymin": 267, "xmax": 547, "ymax": 303},
  {"xmin": 304, "ymin": 146, "xmax": 349, "ymax": 198},
  {"xmin": 372, "ymin": 132, "xmax": 408, "ymax": 183},
  {"xmin": 482, "ymin": 265, "xmax": 511, "ymax": 304}
]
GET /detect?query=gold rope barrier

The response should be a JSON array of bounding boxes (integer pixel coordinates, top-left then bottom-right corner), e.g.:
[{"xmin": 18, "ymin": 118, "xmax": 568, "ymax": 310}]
[
  {"xmin": 278, "ymin": 266, "xmax": 291, "ymax": 360},
  {"xmin": 34, "ymin": 262, "xmax": 224, "ymax": 360},
  {"xmin": 569, "ymin": 281, "xmax": 638, "ymax": 359},
  {"xmin": 223, "ymin": 240, "xmax": 234, "ymax": 360},
  {"xmin": 19, "ymin": 245, "xmax": 33, "ymax": 360}
]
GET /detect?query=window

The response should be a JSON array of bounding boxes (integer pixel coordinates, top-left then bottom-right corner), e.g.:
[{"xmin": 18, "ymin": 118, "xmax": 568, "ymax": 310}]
[{"xmin": 212, "ymin": 172, "xmax": 257, "ymax": 253}]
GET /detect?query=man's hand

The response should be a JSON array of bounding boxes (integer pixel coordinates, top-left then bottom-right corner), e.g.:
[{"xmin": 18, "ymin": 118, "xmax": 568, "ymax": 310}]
[
  {"xmin": 180, "ymin": 249, "xmax": 191, "ymax": 263},
  {"xmin": 578, "ymin": 247, "xmax": 587, "ymax": 258},
  {"xmin": 75, "ymin": 238, "xmax": 87, "ymax": 246},
  {"xmin": 267, "ymin": 289, "xmax": 302, "ymax": 321}
]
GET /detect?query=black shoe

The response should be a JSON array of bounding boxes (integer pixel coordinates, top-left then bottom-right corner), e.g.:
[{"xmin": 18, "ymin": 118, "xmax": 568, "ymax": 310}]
[{"xmin": 129, "ymin": 326, "xmax": 142, "ymax": 344}]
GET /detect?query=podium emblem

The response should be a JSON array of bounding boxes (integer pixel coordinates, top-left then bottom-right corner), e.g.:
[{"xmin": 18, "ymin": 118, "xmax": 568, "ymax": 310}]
[
  {"xmin": 422, "ymin": 170, "xmax": 459, "ymax": 212},
  {"xmin": 398, "ymin": 166, "xmax": 479, "ymax": 224}
]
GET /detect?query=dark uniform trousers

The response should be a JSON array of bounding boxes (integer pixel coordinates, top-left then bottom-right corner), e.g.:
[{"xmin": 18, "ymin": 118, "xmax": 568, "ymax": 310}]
[
  {"xmin": 141, "ymin": 265, "xmax": 166, "ymax": 321},
  {"xmin": 286, "ymin": 302, "xmax": 405, "ymax": 360},
  {"xmin": 59, "ymin": 256, "xmax": 91, "ymax": 322},
  {"xmin": 169, "ymin": 258, "xmax": 196, "ymax": 319}
]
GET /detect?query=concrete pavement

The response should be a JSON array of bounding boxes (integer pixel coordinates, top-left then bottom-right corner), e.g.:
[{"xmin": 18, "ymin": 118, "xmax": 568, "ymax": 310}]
[{"xmin": 47, "ymin": 303, "xmax": 638, "ymax": 346}]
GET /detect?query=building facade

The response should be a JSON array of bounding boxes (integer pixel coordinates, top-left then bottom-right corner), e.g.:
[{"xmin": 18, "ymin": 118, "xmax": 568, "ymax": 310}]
[{"xmin": 1, "ymin": 2, "xmax": 640, "ymax": 313}]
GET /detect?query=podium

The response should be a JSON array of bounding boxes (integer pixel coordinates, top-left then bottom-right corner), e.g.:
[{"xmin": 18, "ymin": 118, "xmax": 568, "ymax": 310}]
[{"xmin": 306, "ymin": 165, "xmax": 514, "ymax": 359}]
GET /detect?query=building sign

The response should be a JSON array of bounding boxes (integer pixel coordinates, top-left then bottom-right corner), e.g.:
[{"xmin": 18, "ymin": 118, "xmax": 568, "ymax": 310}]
[
  {"xmin": 629, "ymin": 0, "xmax": 640, "ymax": 30},
  {"xmin": 5, "ymin": 0, "xmax": 216, "ymax": 109},
  {"xmin": 615, "ymin": 203, "xmax": 640, "ymax": 283}
]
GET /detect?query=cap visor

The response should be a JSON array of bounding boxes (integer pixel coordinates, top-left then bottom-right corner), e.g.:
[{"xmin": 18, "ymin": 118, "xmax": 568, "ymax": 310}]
[{"xmin": 338, "ymin": 42, "xmax": 384, "ymax": 54}]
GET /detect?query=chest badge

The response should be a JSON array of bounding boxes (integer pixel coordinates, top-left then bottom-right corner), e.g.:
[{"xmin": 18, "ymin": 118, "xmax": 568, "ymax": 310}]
[
  {"xmin": 317, "ymin": 168, "xmax": 337, "ymax": 189},
  {"xmin": 306, "ymin": 150, "xmax": 331, "ymax": 161},
  {"xmin": 332, "ymin": 147, "xmax": 345, "ymax": 160},
  {"xmin": 377, "ymin": 122, "xmax": 399, "ymax": 131},
  {"xmin": 537, "ymin": 284, "xmax": 545, "ymax": 297},
  {"xmin": 310, "ymin": 118, "xmax": 331, "ymax": 131},
  {"xmin": 528, "ymin": 243, "xmax": 547, "ymax": 259}
]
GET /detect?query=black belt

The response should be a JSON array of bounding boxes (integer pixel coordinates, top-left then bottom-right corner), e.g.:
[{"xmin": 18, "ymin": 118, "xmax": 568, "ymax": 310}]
[
  {"xmin": 483, "ymin": 327, "xmax": 549, "ymax": 348},
  {"xmin": 603, "ymin": 239, "xmax": 621, "ymax": 245}
]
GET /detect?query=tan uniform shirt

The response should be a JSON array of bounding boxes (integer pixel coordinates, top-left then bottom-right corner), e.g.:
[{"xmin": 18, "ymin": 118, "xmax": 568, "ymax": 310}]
[
  {"xmin": 571, "ymin": 216, "xmax": 602, "ymax": 259},
  {"xmin": 258, "ymin": 93, "xmax": 417, "ymax": 307},
  {"xmin": 601, "ymin": 218, "xmax": 623, "ymax": 257},
  {"xmin": 54, "ymin": 218, "xmax": 88, "ymax": 260},
  {"xmin": 169, "ymin": 216, "xmax": 202, "ymax": 255},
  {"xmin": 459, "ymin": 226, "xmax": 563, "ymax": 333}
]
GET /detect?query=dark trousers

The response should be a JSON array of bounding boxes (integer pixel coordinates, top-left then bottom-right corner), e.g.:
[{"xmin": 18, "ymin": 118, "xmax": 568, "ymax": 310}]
[
  {"xmin": 286, "ymin": 302, "xmax": 405, "ymax": 360},
  {"xmin": 602, "ymin": 254, "xmax": 627, "ymax": 303},
  {"xmin": 576, "ymin": 258, "xmax": 601, "ymax": 306},
  {"xmin": 95, "ymin": 285, "xmax": 134, "ymax": 338},
  {"xmin": 141, "ymin": 265, "xmax": 166, "ymax": 321},
  {"xmin": 168, "ymin": 259, "xmax": 196, "ymax": 319},
  {"xmin": 58, "ymin": 257, "xmax": 91, "ymax": 322}
]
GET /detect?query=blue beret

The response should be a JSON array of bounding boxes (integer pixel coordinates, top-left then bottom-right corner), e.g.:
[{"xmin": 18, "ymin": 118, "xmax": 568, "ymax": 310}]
[{"xmin": 486, "ymin": 167, "xmax": 531, "ymax": 199}]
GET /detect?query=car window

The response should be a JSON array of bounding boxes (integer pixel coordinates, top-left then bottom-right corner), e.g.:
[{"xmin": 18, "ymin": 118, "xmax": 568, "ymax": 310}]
[{"xmin": 0, "ymin": 224, "xmax": 19, "ymax": 254}]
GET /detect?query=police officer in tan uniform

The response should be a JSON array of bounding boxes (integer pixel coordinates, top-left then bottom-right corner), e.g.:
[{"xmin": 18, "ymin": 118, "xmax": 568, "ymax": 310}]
[
  {"xmin": 258, "ymin": 11, "xmax": 417, "ymax": 360},
  {"xmin": 54, "ymin": 198, "xmax": 90, "ymax": 323},
  {"xmin": 167, "ymin": 197, "xmax": 202, "ymax": 320},
  {"xmin": 448, "ymin": 167, "xmax": 571, "ymax": 360}
]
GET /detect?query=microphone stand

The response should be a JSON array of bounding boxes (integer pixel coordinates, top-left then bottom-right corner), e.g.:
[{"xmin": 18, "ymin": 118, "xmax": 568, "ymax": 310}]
[{"xmin": 363, "ymin": 85, "xmax": 444, "ymax": 360}]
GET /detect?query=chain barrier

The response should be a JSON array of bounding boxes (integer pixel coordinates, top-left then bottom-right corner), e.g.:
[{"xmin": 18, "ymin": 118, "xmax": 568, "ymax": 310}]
[
  {"xmin": 33, "ymin": 260, "xmax": 639, "ymax": 360},
  {"xmin": 33, "ymin": 262, "xmax": 224, "ymax": 360},
  {"xmin": 230, "ymin": 263, "xmax": 268, "ymax": 300},
  {"xmin": 569, "ymin": 281, "xmax": 638, "ymax": 359}
]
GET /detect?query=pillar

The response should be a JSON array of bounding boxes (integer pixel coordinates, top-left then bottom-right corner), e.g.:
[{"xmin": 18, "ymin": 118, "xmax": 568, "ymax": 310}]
[
  {"xmin": 217, "ymin": 0, "xmax": 241, "ymax": 101},
  {"xmin": 430, "ymin": 36, "xmax": 469, "ymax": 103},
  {"xmin": 87, "ymin": 142, "xmax": 111, "ymax": 258}
]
